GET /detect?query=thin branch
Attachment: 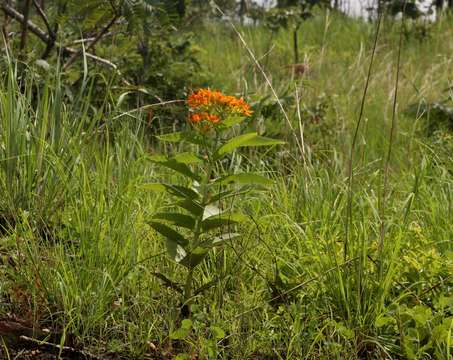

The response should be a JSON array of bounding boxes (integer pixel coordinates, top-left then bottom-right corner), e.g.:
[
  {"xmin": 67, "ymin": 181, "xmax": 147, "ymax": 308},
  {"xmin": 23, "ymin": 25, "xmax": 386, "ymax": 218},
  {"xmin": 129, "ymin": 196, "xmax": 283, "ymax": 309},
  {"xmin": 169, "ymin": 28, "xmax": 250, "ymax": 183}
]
[
  {"xmin": 0, "ymin": 2, "xmax": 117, "ymax": 69},
  {"xmin": 32, "ymin": 0, "xmax": 53, "ymax": 37},
  {"xmin": 1, "ymin": 2, "xmax": 49, "ymax": 42},
  {"xmin": 32, "ymin": 0, "xmax": 57, "ymax": 58},
  {"xmin": 63, "ymin": 14, "xmax": 118, "ymax": 70}
]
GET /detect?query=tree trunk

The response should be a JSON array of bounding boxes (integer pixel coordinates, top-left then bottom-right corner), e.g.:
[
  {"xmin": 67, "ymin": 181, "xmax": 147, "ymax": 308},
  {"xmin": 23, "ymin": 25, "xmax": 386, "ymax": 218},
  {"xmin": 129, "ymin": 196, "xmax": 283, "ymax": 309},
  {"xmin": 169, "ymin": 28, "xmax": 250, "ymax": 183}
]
[
  {"xmin": 19, "ymin": 0, "xmax": 32, "ymax": 57},
  {"xmin": 239, "ymin": 0, "xmax": 247, "ymax": 24}
]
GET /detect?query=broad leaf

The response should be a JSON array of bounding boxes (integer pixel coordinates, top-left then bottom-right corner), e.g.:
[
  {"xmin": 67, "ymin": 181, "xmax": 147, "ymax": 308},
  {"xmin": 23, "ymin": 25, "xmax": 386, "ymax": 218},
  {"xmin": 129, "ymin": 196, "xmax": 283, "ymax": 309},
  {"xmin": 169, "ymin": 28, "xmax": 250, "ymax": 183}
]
[
  {"xmin": 149, "ymin": 221, "xmax": 188, "ymax": 246},
  {"xmin": 170, "ymin": 319, "xmax": 192, "ymax": 340},
  {"xmin": 215, "ymin": 133, "xmax": 284, "ymax": 159},
  {"xmin": 173, "ymin": 152, "xmax": 203, "ymax": 164},
  {"xmin": 153, "ymin": 212, "xmax": 196, "ymax": 229},
  {"xmin": 202, "ymin": 213, "xmax": 248, "ymax": 231},
  {"xmin": 210, "ymin": 326, "xmax": 225, "ymax": 340},
  {"xmin": 215, "ymin": 132, "xmax": 258, "ymax": 157}
]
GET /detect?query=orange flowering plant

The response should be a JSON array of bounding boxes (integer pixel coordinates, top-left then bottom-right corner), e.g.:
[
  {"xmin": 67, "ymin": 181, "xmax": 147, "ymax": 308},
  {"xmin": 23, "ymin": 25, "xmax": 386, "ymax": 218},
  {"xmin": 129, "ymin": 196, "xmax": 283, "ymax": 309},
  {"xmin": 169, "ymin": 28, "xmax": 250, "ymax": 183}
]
[{"xmin": 146, "ymin": 89, "xmax": 283, "ymax": 313}]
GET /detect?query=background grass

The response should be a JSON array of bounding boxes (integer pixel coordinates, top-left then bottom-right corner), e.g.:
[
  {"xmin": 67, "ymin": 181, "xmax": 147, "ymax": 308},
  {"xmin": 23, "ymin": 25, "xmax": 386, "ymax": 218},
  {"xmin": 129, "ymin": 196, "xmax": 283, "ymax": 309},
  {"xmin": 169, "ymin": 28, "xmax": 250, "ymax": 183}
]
[{"xmin": 0, "ymin": 10, "xmax": 452, "ymax": 359}]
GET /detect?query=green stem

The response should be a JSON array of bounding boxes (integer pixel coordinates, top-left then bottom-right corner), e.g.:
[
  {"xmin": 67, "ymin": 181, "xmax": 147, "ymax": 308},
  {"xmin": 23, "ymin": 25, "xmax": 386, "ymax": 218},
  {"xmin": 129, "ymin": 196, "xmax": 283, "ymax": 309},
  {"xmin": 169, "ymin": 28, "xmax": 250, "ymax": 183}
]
[{"xmin": 183, "ymin": 140, "xmax": 215, "ymax": 313}]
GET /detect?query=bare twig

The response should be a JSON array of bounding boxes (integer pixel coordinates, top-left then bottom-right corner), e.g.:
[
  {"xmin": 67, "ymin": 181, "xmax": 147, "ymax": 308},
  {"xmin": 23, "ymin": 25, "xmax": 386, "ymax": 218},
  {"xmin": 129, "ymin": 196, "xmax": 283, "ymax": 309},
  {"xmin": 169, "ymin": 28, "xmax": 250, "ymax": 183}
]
[
  {"xmin": 1, "ymin": 2, "xmax": 49, "ymax": 42},
  {"xmin": 63, "ymin": 14, "xmax": 118, "ymax": 70},
  {"xmin": 32, "ymin": 0, "xmax": 52, "ymax": 37},
  {"xmin": 32, "ymin": 0, "xmax": 57, "ymax": 58},
  {"xmin": 0, "ymin": 2, "xmax": 117, "ymax": 69}
]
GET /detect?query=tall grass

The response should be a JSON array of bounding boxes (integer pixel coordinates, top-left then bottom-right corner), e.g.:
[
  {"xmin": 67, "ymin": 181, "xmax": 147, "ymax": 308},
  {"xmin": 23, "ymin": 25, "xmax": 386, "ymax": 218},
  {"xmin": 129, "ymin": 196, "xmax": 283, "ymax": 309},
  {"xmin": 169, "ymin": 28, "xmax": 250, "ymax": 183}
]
[{"xmin": 0, "ymin": 11, "xmax": 452, "ymax": 359}]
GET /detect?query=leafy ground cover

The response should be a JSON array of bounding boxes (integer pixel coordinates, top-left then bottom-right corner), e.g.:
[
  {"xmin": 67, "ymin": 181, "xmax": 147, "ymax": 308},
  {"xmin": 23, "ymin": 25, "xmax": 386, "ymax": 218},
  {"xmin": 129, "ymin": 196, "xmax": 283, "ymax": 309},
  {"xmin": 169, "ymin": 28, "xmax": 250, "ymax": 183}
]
[{"xmin": 0, "ymin": 9, "xmax": 452, "ymax": 360}]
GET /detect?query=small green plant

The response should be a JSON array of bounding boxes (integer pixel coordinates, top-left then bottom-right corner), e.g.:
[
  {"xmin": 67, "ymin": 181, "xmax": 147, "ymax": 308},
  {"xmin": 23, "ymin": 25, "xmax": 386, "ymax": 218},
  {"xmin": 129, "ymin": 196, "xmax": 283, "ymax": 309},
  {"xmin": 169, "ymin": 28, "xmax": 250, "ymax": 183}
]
[{"xmin": 147, "ymin": 88, "xmax": 284, "ymax": 315}]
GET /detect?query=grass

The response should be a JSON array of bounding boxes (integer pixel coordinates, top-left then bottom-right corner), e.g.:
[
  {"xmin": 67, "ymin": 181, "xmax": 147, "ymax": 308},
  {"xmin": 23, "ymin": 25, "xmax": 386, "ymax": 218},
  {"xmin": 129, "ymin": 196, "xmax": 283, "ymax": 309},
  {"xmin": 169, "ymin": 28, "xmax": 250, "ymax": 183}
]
[{"xmin": 0, "ymin": 10, "xmax": 452, "ymax": 359}]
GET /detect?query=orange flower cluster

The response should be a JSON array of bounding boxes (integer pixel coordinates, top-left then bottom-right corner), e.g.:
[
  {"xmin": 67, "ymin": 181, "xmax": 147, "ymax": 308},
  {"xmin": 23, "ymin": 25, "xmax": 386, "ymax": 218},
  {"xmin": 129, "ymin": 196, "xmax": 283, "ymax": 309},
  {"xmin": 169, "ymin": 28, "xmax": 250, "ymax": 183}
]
[
  {"xmin": 189, "ymin": 112, "xmax": 220, "ymax": 124},
  {"xmin": 187, "ymin": 89, "xmax": 252, "ymax": 125}
]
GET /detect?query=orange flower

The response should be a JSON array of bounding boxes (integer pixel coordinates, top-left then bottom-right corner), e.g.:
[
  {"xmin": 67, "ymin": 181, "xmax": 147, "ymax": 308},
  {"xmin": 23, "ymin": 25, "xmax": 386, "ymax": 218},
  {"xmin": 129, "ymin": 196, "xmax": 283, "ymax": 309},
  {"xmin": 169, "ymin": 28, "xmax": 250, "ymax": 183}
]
[
  {"xmin": 187, "ymin": 89, "xmax": 253, "ymax": 119},
  {"xmin": 189, "ymin": 113, "xmax": 203, "ymax": 124},
  {"xmin": 189, "ymin": 112, "xmax": 220, "ymax": 125}
]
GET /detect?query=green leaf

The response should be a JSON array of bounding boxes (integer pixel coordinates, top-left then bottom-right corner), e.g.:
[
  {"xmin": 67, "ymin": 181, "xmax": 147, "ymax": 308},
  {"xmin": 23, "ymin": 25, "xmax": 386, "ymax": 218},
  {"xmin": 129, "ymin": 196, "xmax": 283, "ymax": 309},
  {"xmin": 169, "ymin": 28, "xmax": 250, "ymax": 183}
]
[
  {"xmin": 153, "ymin": 212, "xmax": 196, "ymax": 229},
  {"xmin": 202, "ymin": 213, "xmax": 248, "ymax": 231},
  {"xmin": 221, "ymin": 115, "xmax": 246, "ymax": 128},
  {"xmin": 173, "ymin": 152, "xmax": 203, "ymax": 164},
  {"xmin": 210, "ymin": 325, "xmax": 225, "ymax": 340},
  {"xmin": 179, "ymin": 247, "xmax": 209, "ymax": 268},
  {"xmin": 143, "ymin": 183, "xmax": 199, "ymax": 200},
  {"xmin": 207, "ymin": 189, "xmax": 234, "ymax": 204},
  {"xmin": 202, "ymin": 204, "xmax": 222, "ymax": 220},
  {"xmin": 177, "ymin": 199, "xmax": 204, "ymax": 217},
  {"xmin": 170, "ymin": 319, "xmax": 192, "ymax": 340},
  {"xmin": 215, "ymin": 133, "xmax": 284, "ymax": 159},
  {"xmin": 215, "ymin": 173, "xmax": 274, "ymax": 186},
  {"xmin": 148, "ymin": 221, "xmax": 188, "ymax": 246},
  {"xmin": 174, "ymin": 354, "xmax": 190, "ymax": 360},
  {"xmin": 149, "ymin": 157, "xmax": 200, "ymax": 181},
  {"xmin": 242, "ymin": 136, "xmax": 285, "ymax": 147},
  {"xmin": 210, "ymin": 232, "xmax": 241, "ymax": 246},
  {"xmin": 166, "ymin": 238, "xmax": 187, "ymax": 263},
  {"xmin": 216, "ymin": 132, "xmax": 258, "ymax": 157}
]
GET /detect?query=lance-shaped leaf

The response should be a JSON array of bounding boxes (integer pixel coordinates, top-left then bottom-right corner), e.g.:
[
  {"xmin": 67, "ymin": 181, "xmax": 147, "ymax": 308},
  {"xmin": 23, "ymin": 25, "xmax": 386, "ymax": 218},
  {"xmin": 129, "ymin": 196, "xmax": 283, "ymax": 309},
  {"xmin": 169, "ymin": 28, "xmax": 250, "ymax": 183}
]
[
  {"xmin": 215, "ymin": 132, "xmax": 285, "ymax": 159},
  {"xmin": 153, "ymin": 212, "xmax": 196, "ymax": 230},
  {"xmin": 215, "ymin": 132, "xmax": 257, "ymax": 158},
  {"xmin": 143, "ymin": 183, "xmax": 199, "ymax": 200},
  {"xmin": 179, "ymin": 247, "xmax": 209, "ymax": 269},
  {"xmin": 215, "ymin": 173, "xmax": 274, "ymax": 186},
  {"xmin": 202, "ymin": 204, "xmax": 223, "ymax": 220},
  {"xmin": 173, "ymin": 152, "xmax": 203, "ymax": 164},
  {"xmin": 149, "ymin": 156, "xmax": 200, "ymax": 181},
  {"xmin": 177, "ymin": 199, "xmax": 204, "ymax": 217},
  {"xmin": 202, "ymin": 213, "xmax": 248, "ymax": 231},
  {"xmin": 207, "ymin": 189, "xmax": 234, "ymax": 204},
  {"xmin": 148, "ymin": 221, "xmax": 188, "ymax": 247},
  {"xmin": 166, "ymin": 239, "xmax": 187, "ymax": 263}
]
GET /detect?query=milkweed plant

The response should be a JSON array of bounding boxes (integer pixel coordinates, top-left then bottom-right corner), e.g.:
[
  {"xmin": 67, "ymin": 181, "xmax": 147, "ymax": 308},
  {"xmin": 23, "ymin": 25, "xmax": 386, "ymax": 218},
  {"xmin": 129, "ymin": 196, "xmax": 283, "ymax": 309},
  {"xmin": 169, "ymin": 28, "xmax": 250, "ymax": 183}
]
[{"xmin": 147, "ymin": 89, "xmax": 284, "ymax": 314}]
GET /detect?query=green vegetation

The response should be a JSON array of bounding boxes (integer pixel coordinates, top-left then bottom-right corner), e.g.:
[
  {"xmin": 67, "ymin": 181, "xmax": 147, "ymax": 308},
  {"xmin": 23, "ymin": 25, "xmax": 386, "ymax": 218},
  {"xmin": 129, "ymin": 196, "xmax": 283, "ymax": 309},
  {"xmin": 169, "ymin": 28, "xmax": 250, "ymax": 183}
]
[{"xmin": 0, "ymin": 2, "xmax": 452, "ymax": 359}]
